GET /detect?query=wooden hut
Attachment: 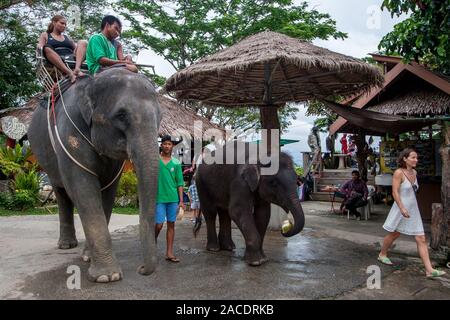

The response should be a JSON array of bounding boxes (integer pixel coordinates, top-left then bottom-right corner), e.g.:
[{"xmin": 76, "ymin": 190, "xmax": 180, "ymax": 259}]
[{"xmin": 329, "ymin": 54, "xmax": 450, "ymax": 248}]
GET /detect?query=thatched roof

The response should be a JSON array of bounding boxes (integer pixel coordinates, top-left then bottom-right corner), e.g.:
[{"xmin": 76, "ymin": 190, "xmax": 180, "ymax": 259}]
[
  {"xmin": 165, "ymin": 31, "xmax": 383, "ymax": 106},
  {"xmin": 157, "ymin": 94, "xmax": 224, "ymax": 136},
  {"xmin": 0, "ymin": 93, "xmax": 223, "ymax": 138},
  {"xmin": 368, "ymin": 88, "xmax": 450, "ymax": 116}
]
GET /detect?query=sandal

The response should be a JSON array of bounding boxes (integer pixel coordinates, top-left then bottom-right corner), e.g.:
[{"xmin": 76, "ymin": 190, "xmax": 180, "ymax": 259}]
[
  {"xmin": 426, "ymin": 269, "xmax": 446, "ymax": 278},
  {"xmin": 377, "ymin": 255, "xmax": 393, "ymax": 265},
  {"xmin": 166, "ymin": 256, "xmax": 180, "ymax": 263}
]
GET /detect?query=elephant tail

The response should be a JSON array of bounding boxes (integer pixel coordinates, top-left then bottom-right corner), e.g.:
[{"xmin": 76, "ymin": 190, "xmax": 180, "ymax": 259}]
[{"xmin": 193, "ymin": 217, "xmax": 202, "ymax": 238}]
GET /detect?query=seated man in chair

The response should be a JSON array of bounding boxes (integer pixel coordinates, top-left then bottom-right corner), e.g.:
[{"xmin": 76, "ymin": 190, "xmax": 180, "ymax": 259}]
[
  {"xmin": 37, "ymin": 14, "xmax": 87, "ymax": 83},
  {"xmin": 86, "ymin": 15, "xmax": 138, "ymax": 75},
  {"xmin": 339, "ymin": 170, "xmax": 368, "ymax": 220}
]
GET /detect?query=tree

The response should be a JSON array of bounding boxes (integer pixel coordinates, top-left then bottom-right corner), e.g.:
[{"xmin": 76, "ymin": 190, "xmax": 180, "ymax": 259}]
[
  {"xmin": 379, "ymin": 0, "xmax": 450, "ymax": 75},
  {"xmin": 0, "ymin": 10, "xmax": 40, "ymax": 109},
  {"xmin": 0, "ymin": 1, "xmax": 110, "ymax": 110},
  {"xmin": 117, "ymin": 0, "xmax": 347, "ymax": 131},
  {"xmin": 30, "ymin": 0, "xmax": 111, "ymax": 39},
  {"xmin": 0, "ymin": 0, "xmax": 33, "ymax": 10}
]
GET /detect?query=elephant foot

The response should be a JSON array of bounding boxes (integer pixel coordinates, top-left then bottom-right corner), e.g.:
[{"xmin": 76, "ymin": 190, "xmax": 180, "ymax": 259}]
[
  {"xmin": 137, "ymin": 264, "xmax": 156, "ymax": 276},
  {"xmin": 206, "ymin": 243, "xmax": 220, "ymax": 252},
  {"xmin": 81, "ymin": 246, "xmax": 91, "ymax": 262},
  {"xmin": 88, "ymin": 262, "xmax": 123, "ymax": 283},
  {"xmin": 245, "ymin": 250, "xmax": 267, "ymax": 267},
  {"xmin": 219, "ymin": 241, "xmax": 236, "ymax": 251},
  {"xmin": 58, "ymin": 237, "xmax": 78, "ymax": 249}
]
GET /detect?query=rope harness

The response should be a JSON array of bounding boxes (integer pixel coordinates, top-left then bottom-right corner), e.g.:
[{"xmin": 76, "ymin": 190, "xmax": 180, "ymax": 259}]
[{"xmin": 47, "ymin": 74, "xmax": 125, "ymax": 191}]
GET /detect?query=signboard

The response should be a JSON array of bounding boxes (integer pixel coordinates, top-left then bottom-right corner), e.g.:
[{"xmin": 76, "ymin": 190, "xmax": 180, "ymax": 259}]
[
  {"xmin": 380, "ymin": 139, "xmax": 436, "ymax": 176},
  {"xmin": 1, "ymin": 116, "xmax": 28, "ymax": 140}
]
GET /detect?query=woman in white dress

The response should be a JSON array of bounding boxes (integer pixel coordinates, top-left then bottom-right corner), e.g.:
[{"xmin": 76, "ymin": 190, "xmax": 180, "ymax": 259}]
[{"xmin": 378, "ymin": 148, "xmax": 446, "ymax": 278}]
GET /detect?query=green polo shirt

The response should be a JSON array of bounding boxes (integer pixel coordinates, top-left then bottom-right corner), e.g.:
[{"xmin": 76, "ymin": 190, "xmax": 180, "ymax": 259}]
[
  {"xmin": 156, "ymin": 157, "xmax": 184, "ymax": 203},
  {"xmin": 86, "ymin": 33, "xmax": 118, "ymax": 74}
]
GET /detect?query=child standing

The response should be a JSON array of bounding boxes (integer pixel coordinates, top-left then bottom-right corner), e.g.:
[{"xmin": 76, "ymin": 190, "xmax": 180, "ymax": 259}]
[{"xmin": 188, "ymin": 179, "xmax": 201, "ymax": 224}]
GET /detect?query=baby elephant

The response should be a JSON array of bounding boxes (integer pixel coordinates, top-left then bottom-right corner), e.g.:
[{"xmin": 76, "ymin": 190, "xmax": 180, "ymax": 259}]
[{"xmin": 196, "ymin": 142, "xmax": 305, "ymax": 266}]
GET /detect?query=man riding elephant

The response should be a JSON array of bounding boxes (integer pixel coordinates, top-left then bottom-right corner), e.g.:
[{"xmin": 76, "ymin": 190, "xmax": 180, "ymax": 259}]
[{"xmin": 86, "ymin": 15, "xmax": 138, "ymax": 75}]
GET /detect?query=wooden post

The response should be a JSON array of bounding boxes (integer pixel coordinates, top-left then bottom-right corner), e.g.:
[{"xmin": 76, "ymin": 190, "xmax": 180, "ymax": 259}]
[
  {"xmin": 430, "ymin": 203, "xmax": 444, "ymax": 249},
  {"xmin": 432, "ymin": 121, "xmax": 450, "ymax": 249},
  {"xmin": 355, "ymin": 130, "xmax": 368, "ymax": 182},
  {"xmin": 262, "ymin": 61, "xmax": 284, "ymax": 230}
]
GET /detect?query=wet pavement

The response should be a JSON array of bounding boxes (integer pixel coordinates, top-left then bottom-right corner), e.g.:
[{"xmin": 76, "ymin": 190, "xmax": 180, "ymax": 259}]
[{"xmin": 1, "ymin": 202, "xmax": 449, "ymax": 300}]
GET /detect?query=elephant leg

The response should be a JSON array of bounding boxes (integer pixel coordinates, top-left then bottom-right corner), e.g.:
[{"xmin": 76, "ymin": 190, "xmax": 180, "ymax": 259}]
[
  {"xmin": 229, "ymin": 203, "xmax": 264, "ymax": 266},
  {"xmin": 102, "ymin": 179, "xmax": 120, "ymax": 225},
  {"xmin": 218, "ymin": 208, "xmax": 235, "ymax": 251},
  {"xmin": 54, "ymin": 187, "xmax": 78, "ymax": 249},
  {"xmin": 196, "ymin": 184, "xmax": 220, "ymax": 251},
  {"xmin": 82, "ymin": 177, "xmax": 120, "ymax": 263},
  {"xmin": 204, "ymin": 206, "xmax": 220, "ymax": 252},
  {"xmin": 64, "ymin": 174, "xmax": 122, "ymax": 283},
  {"xmin": 254, "ymin": 202, "xmax": 271, "ymax": 262}
]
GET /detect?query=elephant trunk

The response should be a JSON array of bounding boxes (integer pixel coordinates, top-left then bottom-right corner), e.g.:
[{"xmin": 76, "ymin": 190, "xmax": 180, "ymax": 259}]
[
  {"xmin": 281, "ymin": 192, "xmax": 305, "ymax": 237},
  {"xmin": 131, "ymin": 135, "xmax": 159, "ymax": 275}
]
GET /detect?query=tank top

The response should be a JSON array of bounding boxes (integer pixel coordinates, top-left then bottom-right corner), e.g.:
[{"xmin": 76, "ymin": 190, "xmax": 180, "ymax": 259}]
[{"xmin": 47, "ymin": 32, "xmax": 75, "ymax": 56}]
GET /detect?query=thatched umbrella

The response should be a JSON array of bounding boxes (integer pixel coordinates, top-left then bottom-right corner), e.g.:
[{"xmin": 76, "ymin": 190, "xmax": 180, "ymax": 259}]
[
  {"xmin": 165, "ymin": 30, "xmax": 383, "ymax": 139},
  {"xmin": 165, "ymin": 30, "xmax": 383, "ymax": 230}
]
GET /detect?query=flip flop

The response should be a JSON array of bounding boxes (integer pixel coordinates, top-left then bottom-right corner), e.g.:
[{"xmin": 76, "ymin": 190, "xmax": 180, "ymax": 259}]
[
  {"xmin": 377, "ymin": 255, "xmax": 393, "ymax": 265},
  {"xmin": 426, "ymin": 269, "xmax": 446, "ymax": 278},
  {"xmin": 166, "ymin": 256, "xmax": 180, "ymax": 263}
]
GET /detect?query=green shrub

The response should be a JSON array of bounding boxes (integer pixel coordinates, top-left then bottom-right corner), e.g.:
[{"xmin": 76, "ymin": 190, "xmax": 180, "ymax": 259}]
[
  {"xmin": 11, "ymin": 190, "xmax": 37, "ymax": 211},
  {"xmin": 0, "ymin": 190, "xmax": 37, "ymax": 211},
  {"xmin": 0, "ymin": 192, "xmax": 14, "ymax": 209},
  {"xmin": 117, "ymin": 171, "xmax": 138, "ymax": 197},
  {"xmin": 14, "ymin": 169, "xmax": 40, "ymax": 194},
  {"xmin": 0, "ymin": 144, "xmax": 33, "ymax": 177},
  {"xmin": 0, "ymin": 169, "xmax": 40, "ymax": 211}
]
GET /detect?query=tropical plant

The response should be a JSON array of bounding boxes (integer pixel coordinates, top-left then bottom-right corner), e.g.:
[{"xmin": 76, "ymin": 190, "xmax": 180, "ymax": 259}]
[
  {"xmin": 0, "ymin": 144, "xmax": 33, "ymax": 177},
  {"xmin": 13, "ymin": 168, "xmax": 40, "ymax": 194},
  {"xmin": 379, "ymin": 0, "xmax": 450, "ymax": 75},
  {"xmin": 117, "ymin": 170, "xmax": 138, "ymax": 197}
]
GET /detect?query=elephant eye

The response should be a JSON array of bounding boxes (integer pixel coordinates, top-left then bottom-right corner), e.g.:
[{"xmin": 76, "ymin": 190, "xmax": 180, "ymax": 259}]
[
  {"xmin": 269, "ymin": 179, "xmax": 278, "ymax": 187},
  {"xmin": 115, "ymin": 110, "xmax": 128, "ymax": 122}
]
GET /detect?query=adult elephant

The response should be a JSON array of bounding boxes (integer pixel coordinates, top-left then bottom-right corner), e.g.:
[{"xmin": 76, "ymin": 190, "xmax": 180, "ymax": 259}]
[
  {"xmin": 196, "ymin": 142, "xmax": 305, "ymax": 266},
  {"xmin": 28, "ymin": 68, "xmax": 161, "ymax": 283}
]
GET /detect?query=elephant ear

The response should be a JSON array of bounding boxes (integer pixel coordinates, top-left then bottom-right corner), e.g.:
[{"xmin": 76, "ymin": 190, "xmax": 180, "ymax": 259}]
[
  {"xmin": 75, "ymin": 77, "xmax": 95, "ymax": 127},
  {"xmin": 241, "ymin": 165, "xmax": 260, "ymax": 192}
]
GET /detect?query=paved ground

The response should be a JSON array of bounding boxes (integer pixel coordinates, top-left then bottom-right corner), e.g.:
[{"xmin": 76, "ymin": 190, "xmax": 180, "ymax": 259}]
[{"xmin": 1, "ymin": 202, "xmax": 449, "ymax": 300}]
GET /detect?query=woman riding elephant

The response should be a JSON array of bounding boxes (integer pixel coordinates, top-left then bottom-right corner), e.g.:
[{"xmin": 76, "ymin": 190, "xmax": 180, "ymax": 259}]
[{"xmin": 37, "ymin": 14, "xmax": 87, "ymax": 83}]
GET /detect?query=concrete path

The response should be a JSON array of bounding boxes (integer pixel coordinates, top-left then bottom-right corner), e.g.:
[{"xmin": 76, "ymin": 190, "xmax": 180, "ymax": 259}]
[{"xmin": 0, "ymin": 202, "xmax": 449, "ymax": 300}]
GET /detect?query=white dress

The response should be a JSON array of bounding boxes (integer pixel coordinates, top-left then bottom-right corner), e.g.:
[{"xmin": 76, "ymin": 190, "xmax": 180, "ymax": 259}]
[{"xmin": 382, "ymin": 177, "xmax": 424, "ymax": 236}]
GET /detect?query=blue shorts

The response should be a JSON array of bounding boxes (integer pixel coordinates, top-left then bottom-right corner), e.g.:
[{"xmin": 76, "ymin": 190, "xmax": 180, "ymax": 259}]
[{"xmin": 155, "ymin": 202, "xmax": 178, "ymax": 224}]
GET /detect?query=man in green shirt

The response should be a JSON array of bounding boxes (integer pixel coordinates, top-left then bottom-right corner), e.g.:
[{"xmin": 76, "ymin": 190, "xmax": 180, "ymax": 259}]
[
  {"xmin": 155, "ymin": 135, "xmax": 185, "ymax": 263},
  {"xmin": 86, "ymin": 15, "xmax": 137, "ymax": 74}
]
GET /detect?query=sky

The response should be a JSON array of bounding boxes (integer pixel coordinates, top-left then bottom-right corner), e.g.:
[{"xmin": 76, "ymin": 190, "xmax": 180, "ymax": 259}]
[{"xmin": 134, "ymin": 0, "xmax": 408, "ymax": 166}]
